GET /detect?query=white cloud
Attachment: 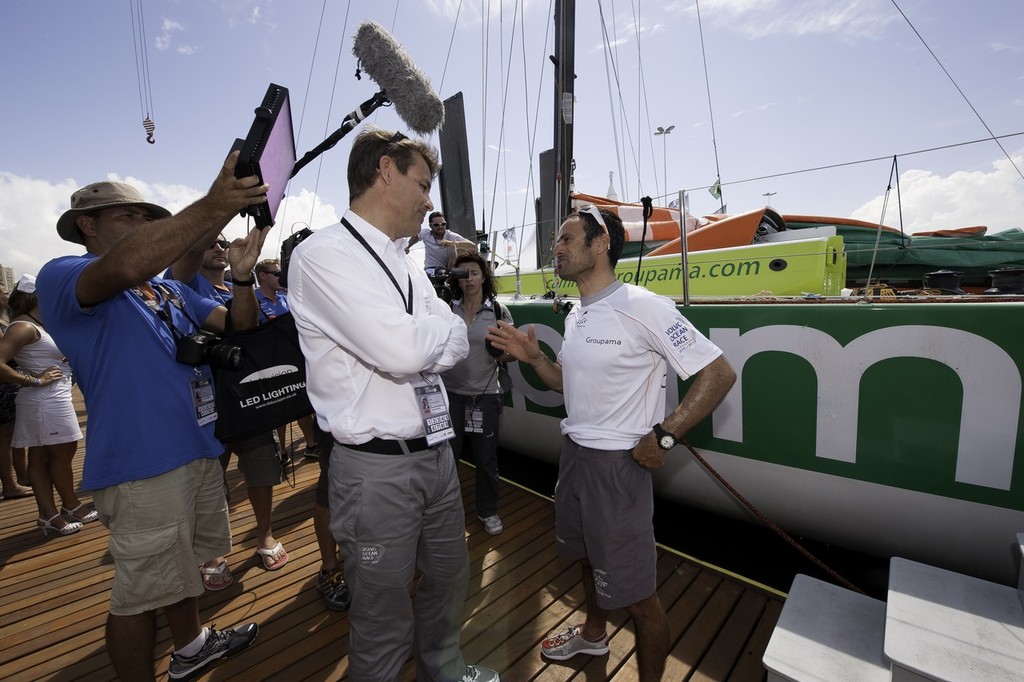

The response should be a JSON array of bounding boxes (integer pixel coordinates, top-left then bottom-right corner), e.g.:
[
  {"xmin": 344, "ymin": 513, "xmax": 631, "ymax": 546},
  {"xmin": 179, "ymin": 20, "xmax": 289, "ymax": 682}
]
[
  {"xmin": 851, "ymin": 154, "xmax": 1024, "ymax": 233},
  {"xmin": 0, "ymin": 173, "xmax": 339, "ymax": 280}
]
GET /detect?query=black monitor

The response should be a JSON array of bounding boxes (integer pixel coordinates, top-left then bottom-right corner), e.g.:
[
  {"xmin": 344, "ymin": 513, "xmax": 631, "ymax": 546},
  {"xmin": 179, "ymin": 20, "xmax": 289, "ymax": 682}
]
[{"xmin": 234, "ymin": 83, "xmax": 295, "ymax": 228}]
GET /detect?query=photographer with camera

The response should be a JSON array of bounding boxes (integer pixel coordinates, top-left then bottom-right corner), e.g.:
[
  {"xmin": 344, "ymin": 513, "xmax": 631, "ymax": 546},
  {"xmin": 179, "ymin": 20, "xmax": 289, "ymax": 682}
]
[
  {"xmin": 36, "ymin": 151, "xmax": 267, "ymax": 681},
  {"xmin": 406, "ymin": 211, "xmax": 477, "ymax": 270},
  {"xmin": 441, "ymin": 252, "xmax": 514, "ymax": 536},
  {"xmin": 167, "ymin": 234, "xmax": 291, "ymax": 585}
]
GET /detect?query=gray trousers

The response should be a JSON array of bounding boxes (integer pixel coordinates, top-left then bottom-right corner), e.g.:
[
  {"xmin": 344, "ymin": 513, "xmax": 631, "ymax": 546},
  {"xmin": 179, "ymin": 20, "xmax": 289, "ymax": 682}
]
[{"xmin": 329, "ymin": 440, "xmax": 470, "ymax": 681}]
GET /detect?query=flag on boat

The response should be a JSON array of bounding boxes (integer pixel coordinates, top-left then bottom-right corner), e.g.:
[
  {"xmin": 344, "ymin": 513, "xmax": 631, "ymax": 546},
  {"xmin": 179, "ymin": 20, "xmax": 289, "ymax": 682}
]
[
  {"xmin": 709, "ymin": 178, "xmax": 722, "ymax": 200},
  {"xmin": 713, "ymin": 204, "xmax": 728, "ymax": 215}
]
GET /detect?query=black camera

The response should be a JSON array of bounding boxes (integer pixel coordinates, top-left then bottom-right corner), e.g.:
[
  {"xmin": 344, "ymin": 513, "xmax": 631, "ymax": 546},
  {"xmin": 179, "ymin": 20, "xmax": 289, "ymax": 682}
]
[
  {"xmin": 426, "ymin": 267, "xmax": 469, "ymax": 304},
  {"xmin": 175, "ymin": 330, "xmax": 244, "ymax": 371}
]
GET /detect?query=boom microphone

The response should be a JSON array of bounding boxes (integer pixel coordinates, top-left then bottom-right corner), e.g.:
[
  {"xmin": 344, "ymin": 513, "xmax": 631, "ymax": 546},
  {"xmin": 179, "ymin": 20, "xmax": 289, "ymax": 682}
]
[
  {"xmin": 352, "ymin": 21, "xmax": 445, "ymax": 135},
  {"xmin": 290, "ymin": 21, "xmax": 444, "ymax": 179}
]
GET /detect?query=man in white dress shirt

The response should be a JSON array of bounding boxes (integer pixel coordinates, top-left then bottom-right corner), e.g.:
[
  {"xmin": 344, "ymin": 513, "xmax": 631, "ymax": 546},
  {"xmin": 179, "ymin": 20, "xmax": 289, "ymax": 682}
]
[{"xmin": 287, "ymin": 127, "xmax": 499, "ymax": 682}]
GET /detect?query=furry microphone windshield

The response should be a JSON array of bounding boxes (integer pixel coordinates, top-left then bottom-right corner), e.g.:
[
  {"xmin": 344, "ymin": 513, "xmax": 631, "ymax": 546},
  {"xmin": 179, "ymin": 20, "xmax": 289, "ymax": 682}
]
[{"xmin": 352, "ymin": 21, "xmax": 445, "ymax": 135}]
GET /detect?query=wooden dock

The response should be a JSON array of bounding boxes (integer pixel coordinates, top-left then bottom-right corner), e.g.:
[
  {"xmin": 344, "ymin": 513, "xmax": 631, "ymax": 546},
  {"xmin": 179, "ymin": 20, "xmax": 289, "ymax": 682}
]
[{"xmin": 0, "ymin": 398, "xmax": 782, "ymax": 681}]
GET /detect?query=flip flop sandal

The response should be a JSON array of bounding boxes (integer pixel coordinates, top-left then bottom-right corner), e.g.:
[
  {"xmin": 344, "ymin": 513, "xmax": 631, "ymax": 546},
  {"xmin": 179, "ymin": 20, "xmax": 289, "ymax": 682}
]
[
  {"xmin": 200, "ymin": 560, "xmax": 233, "ymax": 591},
  {"xmin": 255, "ymin": 542, "xmax": 289, "ymax": 571}
]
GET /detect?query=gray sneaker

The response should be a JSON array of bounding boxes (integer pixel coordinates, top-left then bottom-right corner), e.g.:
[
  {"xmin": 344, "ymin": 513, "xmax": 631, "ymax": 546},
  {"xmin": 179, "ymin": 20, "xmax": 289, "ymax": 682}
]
[
  {"xmin": 478, "ymin": 514, "xmax": 503, "ymax": 535},
  {"xmin": 462, "ymin": 665, "xmax": 500, "ymax": 681},
  {"xmin": 540, "ymin": 624, "xmax": 609, "ymax": 660},
  {"xmin": 168, "ymin": 623, "xmax": 258, "ymax": 680}
]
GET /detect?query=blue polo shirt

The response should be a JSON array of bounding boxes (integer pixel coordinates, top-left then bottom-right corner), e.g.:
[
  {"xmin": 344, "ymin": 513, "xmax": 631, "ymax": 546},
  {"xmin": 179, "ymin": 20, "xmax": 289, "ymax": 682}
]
[{"xmin": 38, "ymin": 254, "xmax": 222, "ymax": 490}]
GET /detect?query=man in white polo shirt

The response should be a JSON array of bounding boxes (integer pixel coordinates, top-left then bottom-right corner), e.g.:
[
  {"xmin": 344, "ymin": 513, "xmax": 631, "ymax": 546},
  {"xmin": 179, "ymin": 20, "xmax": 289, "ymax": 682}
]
[{"xmin": 486, "ymin": 205, "xmax": 736, "ymax": 682}]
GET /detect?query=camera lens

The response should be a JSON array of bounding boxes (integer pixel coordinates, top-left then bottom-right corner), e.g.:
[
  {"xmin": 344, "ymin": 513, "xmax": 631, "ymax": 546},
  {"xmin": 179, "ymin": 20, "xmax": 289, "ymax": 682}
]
[{"xmin": 209, "ymin": 344, "xmax": 243, "ymax": 371}]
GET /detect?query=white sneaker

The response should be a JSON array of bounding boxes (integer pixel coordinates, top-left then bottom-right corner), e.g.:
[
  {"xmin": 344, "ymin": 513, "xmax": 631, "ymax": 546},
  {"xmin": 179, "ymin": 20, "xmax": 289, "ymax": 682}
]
[
  {"xmin": 541, "ymin": 624, "xmax": 610, "ymax": 660},
  {"xmin": 478, "ymin": 515, "xmax": 503, "ymax": 535},
  {"xmin": 462, "ymin": 665, "xmax": 500, "ymax": 681}
]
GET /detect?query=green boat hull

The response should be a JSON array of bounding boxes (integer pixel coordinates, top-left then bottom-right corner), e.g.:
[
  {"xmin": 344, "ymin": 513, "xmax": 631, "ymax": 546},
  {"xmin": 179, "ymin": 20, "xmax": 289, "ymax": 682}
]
[{"xmin": 496, "ymin": 297, "xmax": 1024, "ymax": 585}]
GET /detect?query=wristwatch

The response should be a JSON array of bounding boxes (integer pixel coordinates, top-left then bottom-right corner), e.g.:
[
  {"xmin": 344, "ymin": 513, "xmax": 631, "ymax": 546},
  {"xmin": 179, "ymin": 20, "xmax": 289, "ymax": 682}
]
[{"xmin": 651, "ymin": 423, "xmax": 678, "ymax": 451}]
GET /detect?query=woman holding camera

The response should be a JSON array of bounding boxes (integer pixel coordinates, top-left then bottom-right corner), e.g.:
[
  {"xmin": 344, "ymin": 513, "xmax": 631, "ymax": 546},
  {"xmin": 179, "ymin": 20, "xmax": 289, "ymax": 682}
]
[
  {"xmin": 441, "ymin": 252, "xmax": 514, "ymax": 535},
  {"xmin": 0, "ymin": 275, "xmax": 89, "ymax": 536}
]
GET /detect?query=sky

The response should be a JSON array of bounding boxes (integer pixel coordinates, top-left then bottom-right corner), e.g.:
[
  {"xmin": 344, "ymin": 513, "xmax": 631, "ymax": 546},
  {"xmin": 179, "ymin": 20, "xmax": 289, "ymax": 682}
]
[{"xmin": 2, "ymin": 0, "xmax": 1023, "ymax": 279}]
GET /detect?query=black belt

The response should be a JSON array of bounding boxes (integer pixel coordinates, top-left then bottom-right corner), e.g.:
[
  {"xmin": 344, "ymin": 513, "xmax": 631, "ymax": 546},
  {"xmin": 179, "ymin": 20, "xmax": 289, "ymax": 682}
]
[{"xmin": 338, "ymin": 436, "xmax": 430, "ymax": 455}]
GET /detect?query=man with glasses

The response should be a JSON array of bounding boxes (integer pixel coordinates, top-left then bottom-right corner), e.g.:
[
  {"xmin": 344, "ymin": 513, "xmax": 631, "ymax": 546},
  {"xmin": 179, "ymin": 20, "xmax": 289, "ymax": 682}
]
[
  {"xmin": 37, "ymin": 155, "xmax": 267, "ymax": 680},
  {"xmin": 253, "ymin": 259, "xmax": 288, "ymax": 321},
  {"xmin": 406, "ymin": 211, "xmax": 477, "ymax": 270},
  {"xmin": 486, "ymin": 205, "xmax": 736, "ymax": 682},
  {"xmin": 288, "ymin": 126, "xmax": 499, "ymax": 682},
  {"xmin": 168, "ymin": 235, "xmax": 291, "ymax": 587}
]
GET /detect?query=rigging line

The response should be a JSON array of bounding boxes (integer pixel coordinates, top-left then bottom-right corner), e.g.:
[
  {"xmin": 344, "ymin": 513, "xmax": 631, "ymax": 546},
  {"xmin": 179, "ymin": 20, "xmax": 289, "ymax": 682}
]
[
  {"xmin": 513, "ymin": 0, "xmax": 555, "ymax": 271},
  {"xmin": 633, "ymin": 0, "xmax": 659, "ymax": 201},
  {"xmin": 436, "ymin": 0, "xmax": 465, "ymax": 93},
  {"xmin": 597, "ymin": 1, "xmax": 627, "ymax": 202},
  {"xmin": 481, "ymin": 0, "xmax": 491, "ymax": 237},
  {"xmin": 890, "ymin": 0, "xmax": 1024, "ymax": 184},
  {"xmin": 599, "ymin": 1, "xmax": 644, "ymax": 202},
  {"xmin": 713, "ymin": 130, "xmax": 1024, "ymax": 192},
  {"xmin": 486, "ymin": 0, "xmax": 522, "ymax": 238},
  {"xmin": 129, "ymin": 0, "xmax": 154, "ymax": 116},
  {"xmin": 694, "ymin": 0, "xmax": 723, "ymax": 210},
  {"xmin": 864, "ymin": 157, "xmax": 897, "ymax": 290},
  {"xmin": 292, "ymin": 0, "xmax": 332, "ymax": 238},
  {"xmin": 129, "ymin": 1, "xmax": 147, "ymax": 120},
  {"xmin": 303, "ymin": 0, "xmax": 354, "ymax": 235}
]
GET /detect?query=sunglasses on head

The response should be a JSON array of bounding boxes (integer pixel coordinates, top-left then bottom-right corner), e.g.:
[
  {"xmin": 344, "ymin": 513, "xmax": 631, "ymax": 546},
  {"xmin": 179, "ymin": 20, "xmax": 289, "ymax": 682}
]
[
  {"xmin": 210, "ymin": 239, "xmax": 230, "ymax": 250},
  {"xmin": 577, "ymin": 204, "xmax": 609, "ymax": 238}
]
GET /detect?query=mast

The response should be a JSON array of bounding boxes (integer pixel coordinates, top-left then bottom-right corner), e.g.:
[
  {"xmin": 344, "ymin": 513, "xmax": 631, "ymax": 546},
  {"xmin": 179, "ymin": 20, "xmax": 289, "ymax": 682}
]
[{"xmin": 537, "ymin": 0, "xmax": 575, "ymax": 269}]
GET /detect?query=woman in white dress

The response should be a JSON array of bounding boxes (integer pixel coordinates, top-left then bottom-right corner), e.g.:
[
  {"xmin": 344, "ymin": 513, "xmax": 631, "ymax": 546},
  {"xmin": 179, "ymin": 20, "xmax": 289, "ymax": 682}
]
[{"xmin": 0, "ymin": 275, "xmax": 90, "ymax": 536}]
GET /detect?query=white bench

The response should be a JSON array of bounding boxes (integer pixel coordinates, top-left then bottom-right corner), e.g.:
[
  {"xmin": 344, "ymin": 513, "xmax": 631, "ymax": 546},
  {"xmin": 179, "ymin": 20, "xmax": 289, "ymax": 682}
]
[
  {"xmin": 885, "ymin": 556, "xmax": 1024, "ymax": 681},
  {"xmin": 763, "ymin": 574, "xmax": 889, "ymax": 681}
]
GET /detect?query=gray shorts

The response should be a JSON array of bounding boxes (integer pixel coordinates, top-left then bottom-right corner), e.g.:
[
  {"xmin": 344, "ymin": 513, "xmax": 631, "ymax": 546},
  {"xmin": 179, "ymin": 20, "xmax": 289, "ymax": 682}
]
[
  {"xmin": 229, "ymin": 431, "xmax": 283, "ymax": 487},
  {"xmin": 554, "ymin": 436, "xmax": 657, "ymax": 610},
  {"xmin": 93, "ymin": 457, "xmax": 231, "ymax": 616}
]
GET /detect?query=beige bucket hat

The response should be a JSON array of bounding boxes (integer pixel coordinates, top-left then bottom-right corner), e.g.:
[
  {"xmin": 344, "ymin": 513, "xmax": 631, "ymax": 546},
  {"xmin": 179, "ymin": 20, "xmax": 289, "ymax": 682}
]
[{"xmin": 56, "ymin": 181, "xmax": 171, "ymax": 244}]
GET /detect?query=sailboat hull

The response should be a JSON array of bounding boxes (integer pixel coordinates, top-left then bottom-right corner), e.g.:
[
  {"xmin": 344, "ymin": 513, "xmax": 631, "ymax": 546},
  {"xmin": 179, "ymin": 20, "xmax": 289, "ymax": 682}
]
[{"xmin": 496, "ymin": 298, "xmax": 1024, "ymax": 585}]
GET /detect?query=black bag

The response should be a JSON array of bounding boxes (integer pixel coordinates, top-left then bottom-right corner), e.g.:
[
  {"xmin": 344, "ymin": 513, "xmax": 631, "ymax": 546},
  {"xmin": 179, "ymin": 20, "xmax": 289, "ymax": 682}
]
[{"xmin": 212, "ymin": 312, "xmax": 313, "ymax": 442}]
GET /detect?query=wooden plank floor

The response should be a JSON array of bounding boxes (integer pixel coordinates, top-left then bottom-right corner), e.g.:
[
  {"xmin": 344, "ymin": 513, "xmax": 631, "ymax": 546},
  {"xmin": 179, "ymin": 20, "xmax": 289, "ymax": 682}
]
[{"xmin": 0, "ymin": 395, "xmax": 782, "ymax": 681}]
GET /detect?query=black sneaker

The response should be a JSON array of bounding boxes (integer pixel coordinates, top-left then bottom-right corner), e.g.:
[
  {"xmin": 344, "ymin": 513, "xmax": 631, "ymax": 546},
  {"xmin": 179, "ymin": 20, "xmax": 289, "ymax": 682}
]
[
  {"xmin": 316, "ymin": 566, "xmax": 351, "ymax": 611},
  {"xmin": 168, "ymin": 623, "xmax": 259, "ymax": 680},
  {"xmin": 303, "ymin": 445, "xmax": 320, "ymax": 461}
]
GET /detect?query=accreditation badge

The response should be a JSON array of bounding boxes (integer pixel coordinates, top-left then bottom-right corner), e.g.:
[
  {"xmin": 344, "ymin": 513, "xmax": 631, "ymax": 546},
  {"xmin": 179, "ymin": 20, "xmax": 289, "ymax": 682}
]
[
  {"xmin": 465, "ymin": 405, "xmax": 484, "ymax": 433},
  {"xmin": 190, "ymin": 375, "xmax": 217, "ymax": 426},
  {"xmin": 414, "ymin": 382, "xmax": 454, "ymax": 445}
]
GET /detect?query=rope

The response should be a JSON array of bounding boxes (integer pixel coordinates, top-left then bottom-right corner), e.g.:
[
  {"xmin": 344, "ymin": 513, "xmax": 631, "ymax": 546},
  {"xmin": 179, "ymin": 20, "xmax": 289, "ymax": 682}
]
[
  {"xmin": 682, "ymin": 439, "xmax": 864, "ymax": 594},
  {"xmin": 634, "ymin": 196, "xmax": 653, "ymax": 283},
  {"xmin": 297, "ymin": 0, "xmax": 353, "ymax": 244},
  {"xmin": 695, "ymin": 0, "xmax": 724, "ymax": 211},
  {"xmin": 890, "ymin": 0, "xmax": 1024, "ymax": 184},
  {"xmin": 864, "ymin": 157, "xmax": 896, "ymax": 291},
  {"xmin": 700, "ymin": 130, "xmax": 1024, "ymax": 196},
  {"xmin": 129, "ymin": 0, "xmax": 156, "ymax": 143}
]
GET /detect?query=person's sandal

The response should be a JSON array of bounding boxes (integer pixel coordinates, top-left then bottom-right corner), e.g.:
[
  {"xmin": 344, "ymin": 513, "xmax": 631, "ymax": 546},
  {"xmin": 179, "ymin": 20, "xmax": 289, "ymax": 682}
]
[
  {"xmin": 255, "ymin": 542, "xmax": 289, "ymax": 571},
  {"xmin": 201, "ymin": 560, "xmax": 233, "ymax": 591}
]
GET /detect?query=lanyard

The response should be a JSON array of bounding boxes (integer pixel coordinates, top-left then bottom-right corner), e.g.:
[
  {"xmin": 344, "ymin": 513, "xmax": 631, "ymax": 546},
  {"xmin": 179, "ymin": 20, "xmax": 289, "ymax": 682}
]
[
  {"xmin": 341, "ymin": 218, "xmax": 413, "ymax": 315},
  {"xmin": 131, "ymin": 282, "xmax": 202, "ymax": 340}
]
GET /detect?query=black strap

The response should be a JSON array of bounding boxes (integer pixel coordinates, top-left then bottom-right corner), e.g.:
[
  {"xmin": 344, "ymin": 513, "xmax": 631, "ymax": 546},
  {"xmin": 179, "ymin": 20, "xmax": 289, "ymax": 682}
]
[{"xmin": 341, "ymin": 217, "xmax": 413, "ymax": 315}]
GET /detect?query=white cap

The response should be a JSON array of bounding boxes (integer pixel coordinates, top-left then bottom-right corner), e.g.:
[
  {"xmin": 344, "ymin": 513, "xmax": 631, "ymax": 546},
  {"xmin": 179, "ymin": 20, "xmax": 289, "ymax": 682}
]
[{"xmin": 15, "ymin": 274, "xmax": 36, "ymax": 294}]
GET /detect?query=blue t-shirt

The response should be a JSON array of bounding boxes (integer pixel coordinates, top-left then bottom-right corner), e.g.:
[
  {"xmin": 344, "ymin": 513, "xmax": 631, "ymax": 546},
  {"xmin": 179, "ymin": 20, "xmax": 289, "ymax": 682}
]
[
  {"xmin": 255, "ymin": 289, "xmax": 289, "ymax": 321},
  {"xmin": 38, "ymin": 254, "xmax": 223, "ymax": 490}
]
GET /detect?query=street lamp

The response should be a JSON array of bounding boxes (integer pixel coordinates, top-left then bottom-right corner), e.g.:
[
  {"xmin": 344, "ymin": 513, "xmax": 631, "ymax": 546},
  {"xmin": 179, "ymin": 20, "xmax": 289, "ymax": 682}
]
[
  {"xmin": 654, "ymin": 125, "xmax": 675, "ymax": 204},
  {"xmin": 762, "ymin": 191, "xmax": 777, "ymax": 206}
]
